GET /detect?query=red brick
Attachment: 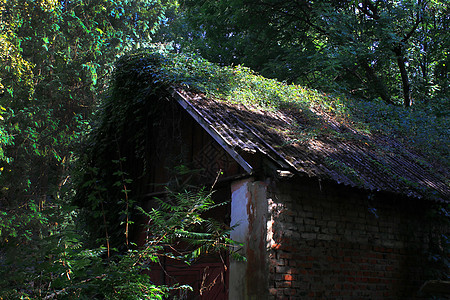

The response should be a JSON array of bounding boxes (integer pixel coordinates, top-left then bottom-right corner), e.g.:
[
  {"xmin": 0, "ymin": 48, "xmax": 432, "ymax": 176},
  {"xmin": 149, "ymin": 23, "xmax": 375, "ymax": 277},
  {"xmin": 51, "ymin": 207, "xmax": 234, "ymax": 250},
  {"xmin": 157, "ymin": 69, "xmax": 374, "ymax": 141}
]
[
  {"xmin": 272, "ymin": 243, "xmax": 282, "ymax": 250},
  {"xmin": 279, "ymin": 252, "xmax": 293, "ymax": 259},
  {"xmin": 275, "ymin": 281, "xmax": 292, "ymax": 288},
  {"xmin": 288, "ymin": 260, "xmax": 298, "ymax": 267},
  {"xmin": 281, "ymin": 245, "xmax": 296, "ymax": 252},
  {"xmin": 300, "ymin": 263, "xmax": 313, "ymax": 268},
  {"xmin": 284, "ymin": 288, "xmax": 297, "ymax": 295}
]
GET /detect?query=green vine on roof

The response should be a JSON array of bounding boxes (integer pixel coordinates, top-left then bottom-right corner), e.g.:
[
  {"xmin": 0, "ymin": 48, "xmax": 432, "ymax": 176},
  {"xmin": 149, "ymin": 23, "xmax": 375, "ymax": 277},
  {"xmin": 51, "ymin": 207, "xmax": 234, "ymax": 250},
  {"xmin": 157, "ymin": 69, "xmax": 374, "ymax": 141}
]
[
  {"xmin": 114, "ymin": 49, "xmax": 448, "ymax": 170},
  {"xmin": 114, "ymin": 50, "xmax": 350, "ymax": 115}
]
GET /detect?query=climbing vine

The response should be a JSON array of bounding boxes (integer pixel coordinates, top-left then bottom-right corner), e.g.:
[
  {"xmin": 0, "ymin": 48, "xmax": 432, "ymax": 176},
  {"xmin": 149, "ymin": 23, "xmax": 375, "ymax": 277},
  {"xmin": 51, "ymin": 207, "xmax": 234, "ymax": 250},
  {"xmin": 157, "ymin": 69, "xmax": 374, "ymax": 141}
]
[{"xmin": 109, "ymin": 50, "xmax": 448, "ymax": 169}]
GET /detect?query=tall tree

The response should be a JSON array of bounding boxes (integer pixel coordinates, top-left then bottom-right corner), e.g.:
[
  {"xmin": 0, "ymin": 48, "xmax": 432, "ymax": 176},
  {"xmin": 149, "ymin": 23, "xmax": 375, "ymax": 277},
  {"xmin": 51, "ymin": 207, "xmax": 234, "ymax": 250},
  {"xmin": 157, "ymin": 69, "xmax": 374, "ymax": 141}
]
[
  {"xmin": 0, "ymin": 0, "xmax": 177, "ymax": 284},
  {"xmin": 0, "ymin": 0, "xmax": 175, "ymax": 207},
  {"xmin": 174, "ymin": 0, "xmax": 449, "ymax": 106}
]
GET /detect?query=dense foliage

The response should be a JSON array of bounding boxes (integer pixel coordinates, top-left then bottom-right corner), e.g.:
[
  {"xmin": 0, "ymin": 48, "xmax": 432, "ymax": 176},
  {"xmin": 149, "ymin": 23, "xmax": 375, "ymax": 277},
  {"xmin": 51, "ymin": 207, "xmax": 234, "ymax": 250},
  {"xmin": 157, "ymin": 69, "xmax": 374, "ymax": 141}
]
[
  {"xmin": 169, "ymin": 0, "xmax": 449, "ymax": 107},
  {"xmin": 0, "ymin": 0, "xmax": 175, "ymax": 208},
  {"xmin": 0, "ymin": 5, "xmax": 240, "ymax": 293},
  {"xmin": 0, "ymin": 0, "xmax": 184, "ymax": 298},
  {"xmin": 0, "ymin": 182, "xmax": 235, "ymax": 298}
]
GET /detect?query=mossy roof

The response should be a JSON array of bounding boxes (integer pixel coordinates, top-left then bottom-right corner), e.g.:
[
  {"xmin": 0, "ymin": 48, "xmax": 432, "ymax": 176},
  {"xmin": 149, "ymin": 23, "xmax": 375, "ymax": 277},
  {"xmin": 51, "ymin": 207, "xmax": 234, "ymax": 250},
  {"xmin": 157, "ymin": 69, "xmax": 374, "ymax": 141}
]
[{"xmin": 115, "ymin": 51, "xmax": 450, "ymax": 202}]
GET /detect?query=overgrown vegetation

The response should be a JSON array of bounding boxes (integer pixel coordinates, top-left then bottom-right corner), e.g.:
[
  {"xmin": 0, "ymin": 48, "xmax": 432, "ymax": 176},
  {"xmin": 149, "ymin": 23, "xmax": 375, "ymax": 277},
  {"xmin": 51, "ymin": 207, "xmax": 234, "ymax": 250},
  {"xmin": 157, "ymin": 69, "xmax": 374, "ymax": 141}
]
[
  {"xmin": 115, "ymin": 50, "xmax": 449, "ymax": 166},
  {"xmin": 0, "ymin": 172, "xmax": 238, "ymax": 298},
  {"xmin": 0, "ymin": 0, "xmax": 239, "ymax": 298},
  {"xmin": 172, "ymin": 0, "xmax": 449, "ymax": 108},
  {"xmin": 0, "ymin": 0, "xmax": 448, "ymax": 297}
]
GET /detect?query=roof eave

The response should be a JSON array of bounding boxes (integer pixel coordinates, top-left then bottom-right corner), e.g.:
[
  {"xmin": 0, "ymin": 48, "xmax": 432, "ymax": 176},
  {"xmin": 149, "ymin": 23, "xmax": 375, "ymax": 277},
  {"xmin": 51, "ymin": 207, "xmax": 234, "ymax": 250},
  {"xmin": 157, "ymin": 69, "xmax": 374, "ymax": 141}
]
[{"xmin": 172, "ymin": 88, "xmax": 254, "ymax": 175}]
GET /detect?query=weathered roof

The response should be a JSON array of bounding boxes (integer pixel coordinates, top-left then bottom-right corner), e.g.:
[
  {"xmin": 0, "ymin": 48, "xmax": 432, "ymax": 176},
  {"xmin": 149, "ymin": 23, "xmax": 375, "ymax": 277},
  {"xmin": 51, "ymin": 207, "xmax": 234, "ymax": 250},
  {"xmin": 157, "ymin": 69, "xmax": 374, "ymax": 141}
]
[{"xmin": 173, "ymin": 88, "xmax": 449, "ymax": 202}]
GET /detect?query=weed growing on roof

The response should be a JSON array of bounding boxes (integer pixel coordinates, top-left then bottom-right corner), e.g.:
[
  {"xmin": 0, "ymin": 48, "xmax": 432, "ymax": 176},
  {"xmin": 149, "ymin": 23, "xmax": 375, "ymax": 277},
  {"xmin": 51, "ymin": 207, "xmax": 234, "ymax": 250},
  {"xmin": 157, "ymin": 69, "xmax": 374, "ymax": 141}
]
[
  {"xmin": 115, "ymin": 49, "xmax": 449, "ymax": 168},
  {"xmin": 116, "ymin": 50, "xmax": 349, "ymax": 115}
]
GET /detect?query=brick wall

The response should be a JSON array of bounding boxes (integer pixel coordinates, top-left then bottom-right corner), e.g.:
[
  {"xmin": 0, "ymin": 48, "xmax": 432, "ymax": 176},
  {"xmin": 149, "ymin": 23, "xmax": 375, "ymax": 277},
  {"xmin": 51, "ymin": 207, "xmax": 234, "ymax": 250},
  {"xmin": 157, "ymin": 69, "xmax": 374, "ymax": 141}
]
[{"xmin": 267, "ymin": 177, "xmax": 446, "ymax": 299}]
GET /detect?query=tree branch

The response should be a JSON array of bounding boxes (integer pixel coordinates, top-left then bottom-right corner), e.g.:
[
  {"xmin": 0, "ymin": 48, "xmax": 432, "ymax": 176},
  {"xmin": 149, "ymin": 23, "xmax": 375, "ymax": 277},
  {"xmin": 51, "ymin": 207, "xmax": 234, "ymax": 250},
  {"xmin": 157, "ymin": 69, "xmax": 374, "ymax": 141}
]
[{"xmin": 402, "ymin": 0, "xmax": 424, "ymax": 43}]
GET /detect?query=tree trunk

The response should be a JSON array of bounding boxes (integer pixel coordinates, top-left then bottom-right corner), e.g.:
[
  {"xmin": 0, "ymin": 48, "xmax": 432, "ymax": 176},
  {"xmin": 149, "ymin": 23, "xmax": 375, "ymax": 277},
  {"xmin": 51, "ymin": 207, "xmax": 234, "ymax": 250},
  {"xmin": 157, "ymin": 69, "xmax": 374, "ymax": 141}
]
[
  {"xmin": 393, "ymin": 45, "xmax": 412, "ymax": 107},
  {"xmin": 359, "ymin": 59, "xmax": 392, "ymax": 104}
]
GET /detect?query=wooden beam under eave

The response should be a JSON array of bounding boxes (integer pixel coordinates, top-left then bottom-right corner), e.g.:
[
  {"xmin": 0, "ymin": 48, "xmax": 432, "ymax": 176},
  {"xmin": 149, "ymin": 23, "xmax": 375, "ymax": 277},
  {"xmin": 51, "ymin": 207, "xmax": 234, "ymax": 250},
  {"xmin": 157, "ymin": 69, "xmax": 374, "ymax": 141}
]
[{"xmin": 172, "ymin": 89, "xmax": 254, "ymax": 175}]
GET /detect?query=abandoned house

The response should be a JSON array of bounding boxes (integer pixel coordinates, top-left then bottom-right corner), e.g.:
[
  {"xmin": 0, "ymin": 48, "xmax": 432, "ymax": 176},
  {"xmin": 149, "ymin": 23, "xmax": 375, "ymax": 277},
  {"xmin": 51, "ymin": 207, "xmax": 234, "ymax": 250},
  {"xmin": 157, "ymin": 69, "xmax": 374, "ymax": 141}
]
[{"xmin": 97, "ymin": 53, "xmax": 449, "ymax": 299}]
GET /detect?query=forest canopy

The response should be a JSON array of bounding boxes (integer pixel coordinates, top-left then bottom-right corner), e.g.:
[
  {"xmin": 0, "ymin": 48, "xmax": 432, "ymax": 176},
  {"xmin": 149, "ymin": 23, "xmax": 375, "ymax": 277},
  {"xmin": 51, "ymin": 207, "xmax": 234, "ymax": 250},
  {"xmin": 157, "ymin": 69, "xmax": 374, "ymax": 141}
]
[{"xmin": 169, "ymin": 0, "xmax": 449, "ymax": 107}]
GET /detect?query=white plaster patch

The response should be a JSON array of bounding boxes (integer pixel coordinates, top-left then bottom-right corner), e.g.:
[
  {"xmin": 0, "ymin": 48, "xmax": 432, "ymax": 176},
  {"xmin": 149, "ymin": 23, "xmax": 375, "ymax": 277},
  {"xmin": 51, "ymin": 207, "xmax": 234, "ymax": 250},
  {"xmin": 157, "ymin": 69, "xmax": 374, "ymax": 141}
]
[
  {"xmin": 267, "ymin": 198, "xmax": 275, "ymax": 249},
  {"xmin": 230, "ymin": 179, "xmax": 250, "ymax": 244}
]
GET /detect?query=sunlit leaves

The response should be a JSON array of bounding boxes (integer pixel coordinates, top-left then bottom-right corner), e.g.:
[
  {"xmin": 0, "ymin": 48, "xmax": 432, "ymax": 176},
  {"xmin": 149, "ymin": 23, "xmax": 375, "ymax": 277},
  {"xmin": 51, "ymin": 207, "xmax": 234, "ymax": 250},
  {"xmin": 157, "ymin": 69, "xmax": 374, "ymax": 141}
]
[
  {"xmin": 0, "ymin": 0, "xmax": 177, "ymax": 297},
  {"xmin": 176, "ymin": 0, "xmax": 448, "ymax": 106},
  {"xmin": 0, "ymin": 0, "xmax": 177, "ymax": 207},
  {"xmin": 117, "ymin": 50, "xmax": 448, "ymax": 168},
  {"xmin": 118, "ymin": 50, "xmax": 350, "ymax": 117}
]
